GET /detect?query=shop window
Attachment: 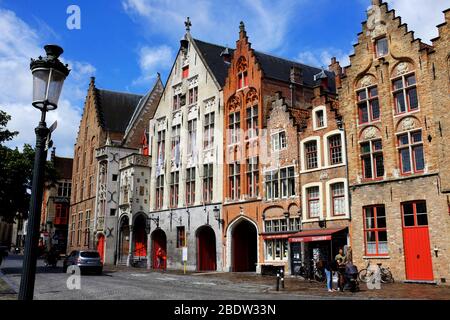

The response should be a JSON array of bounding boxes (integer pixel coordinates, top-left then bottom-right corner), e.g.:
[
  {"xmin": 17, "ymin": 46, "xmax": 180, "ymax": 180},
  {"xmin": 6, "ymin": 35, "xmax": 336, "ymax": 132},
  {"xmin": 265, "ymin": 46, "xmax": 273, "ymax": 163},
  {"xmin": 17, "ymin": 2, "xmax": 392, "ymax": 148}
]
[
  {"xmin": 357, "ymin": 85, "xmax": 380, "ymax": 124},
  {"xmin": 360, "ymin": 139, "xmax": 384, "ymax": 180},
  {"xmin": 265, "ymin": 239, "xmax": 288, "ymax": 261},
  {"xmin": 363, "ymin": 205, "xmax": 388, "ymax": 256},
  {"xmin": 397, "ymin": 130, "xmax": 424, "ymax": 174},
  {"xmin": 392, "ymin": 73, "xmax": 418, "ymax": 114}
]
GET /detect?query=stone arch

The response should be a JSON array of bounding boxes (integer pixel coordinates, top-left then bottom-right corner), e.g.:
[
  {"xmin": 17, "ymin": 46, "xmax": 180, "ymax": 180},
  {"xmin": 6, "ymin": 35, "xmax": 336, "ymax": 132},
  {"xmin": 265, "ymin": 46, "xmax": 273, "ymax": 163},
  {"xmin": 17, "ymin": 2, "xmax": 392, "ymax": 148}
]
[
  {"xmin": 395, "ymin": 115, "xmax": 421, "ymax": 133},
  {"xmin": 245, "ymin": 87, "xmax": 258, "ymax": 105},
  {"xmin": 227, "ymin": 94, "xmax": 241, "ymax": 113},
  {"xmin": 390, "ymin": 60, "xmax": 415, "ymax": 78},
  {"xmin": 225, "ymin": 215, "xmax": 259, "ymax": 272},
  {"xmin": 359, "ymin": 125, "xmax": 382, "ymax": 141},
  {"xmin": 355, "ymin": 73, "xmax": 377, "ymax": 89}
]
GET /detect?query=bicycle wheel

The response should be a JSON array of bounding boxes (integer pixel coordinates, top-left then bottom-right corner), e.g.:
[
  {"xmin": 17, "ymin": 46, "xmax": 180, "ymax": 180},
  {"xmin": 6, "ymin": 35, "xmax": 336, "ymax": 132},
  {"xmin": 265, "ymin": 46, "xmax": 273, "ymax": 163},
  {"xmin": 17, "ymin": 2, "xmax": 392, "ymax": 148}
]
[
  {"xmin": 314, "ymin": 270, "xmax": 326, "ymax": 282},
  {"xmin": 380, "ymin": 268, "xmax": 394, "ymax": 283},
  {"xmin": 358, "ymin": 269, "xmax": 370, "ymax": 283}
]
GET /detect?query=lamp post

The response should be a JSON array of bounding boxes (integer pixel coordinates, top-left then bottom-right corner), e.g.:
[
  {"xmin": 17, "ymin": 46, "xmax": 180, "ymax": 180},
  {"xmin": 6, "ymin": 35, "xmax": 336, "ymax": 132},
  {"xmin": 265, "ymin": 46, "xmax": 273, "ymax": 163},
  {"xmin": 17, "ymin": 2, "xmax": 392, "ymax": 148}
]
[
  {"xmin": 213, "ymin": 206, "xmax": 223, "ymax": 226},
  {"xmin": 18, "ymin": 45, "xmax": 69, "ymax": 300}
]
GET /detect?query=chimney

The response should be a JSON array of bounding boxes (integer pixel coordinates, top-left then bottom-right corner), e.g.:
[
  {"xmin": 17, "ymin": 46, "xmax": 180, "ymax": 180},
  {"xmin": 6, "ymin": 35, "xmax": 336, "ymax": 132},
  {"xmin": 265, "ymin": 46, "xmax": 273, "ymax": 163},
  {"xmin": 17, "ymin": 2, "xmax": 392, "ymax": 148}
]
[
  {"xmin": 220, "ymin": 47, "xmax": 232, "ymax": 64},
  {"xmin": 290, "ymin": 66, "xmax": 303, "ymax": 85},
  {"xmin": 329, "ymin": 57, "xmax": 342, "ymax": 89}
]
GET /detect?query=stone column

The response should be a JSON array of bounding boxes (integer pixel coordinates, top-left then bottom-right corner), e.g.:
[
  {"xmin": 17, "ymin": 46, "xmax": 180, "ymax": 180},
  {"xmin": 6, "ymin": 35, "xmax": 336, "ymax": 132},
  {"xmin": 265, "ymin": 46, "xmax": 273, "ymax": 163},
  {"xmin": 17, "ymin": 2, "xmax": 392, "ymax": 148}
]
[
  {"xmin": 127, "ymin": 224, "xmax": 134, "ymax": 267},
  {"xmin": 146, "ymin": 231, "xmax": 152, "ymax": 270}
]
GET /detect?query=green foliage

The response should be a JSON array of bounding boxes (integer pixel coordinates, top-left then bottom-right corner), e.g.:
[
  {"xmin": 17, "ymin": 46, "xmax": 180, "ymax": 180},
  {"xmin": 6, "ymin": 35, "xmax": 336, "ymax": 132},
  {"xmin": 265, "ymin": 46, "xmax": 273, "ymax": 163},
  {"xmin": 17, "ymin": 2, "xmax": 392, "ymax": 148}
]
[{"xmin": 0, "ymin": 110, "xmax": 59, "ymax": 222}]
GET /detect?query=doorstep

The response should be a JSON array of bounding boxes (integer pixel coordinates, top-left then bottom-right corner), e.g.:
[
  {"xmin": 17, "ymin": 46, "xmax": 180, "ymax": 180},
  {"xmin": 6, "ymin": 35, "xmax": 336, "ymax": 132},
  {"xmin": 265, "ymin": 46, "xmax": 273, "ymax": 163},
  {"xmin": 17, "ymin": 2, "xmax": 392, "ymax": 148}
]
[{"xmin": 403, "ymin": 280, "xmax": 437, "ymax": 285}]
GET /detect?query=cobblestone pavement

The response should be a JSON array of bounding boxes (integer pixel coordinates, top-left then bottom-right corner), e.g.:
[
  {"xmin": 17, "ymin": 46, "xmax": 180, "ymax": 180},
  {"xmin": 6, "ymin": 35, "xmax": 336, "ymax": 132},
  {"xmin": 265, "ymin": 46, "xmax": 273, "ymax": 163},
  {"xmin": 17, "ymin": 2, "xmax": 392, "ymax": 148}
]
[{"xmin": 1, "ymin": 255, "xmax": 450, "ymax": 300}]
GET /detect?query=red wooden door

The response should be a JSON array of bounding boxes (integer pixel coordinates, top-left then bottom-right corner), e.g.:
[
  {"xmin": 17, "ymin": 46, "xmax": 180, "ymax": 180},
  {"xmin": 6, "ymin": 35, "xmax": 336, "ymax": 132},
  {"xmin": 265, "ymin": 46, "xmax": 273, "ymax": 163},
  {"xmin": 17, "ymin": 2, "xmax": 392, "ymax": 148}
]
[
  {"xmin": 151, "ymin": 230, "xmax": 167, "ymax": 269},
  {"xmin": 197, "ymin": 226, "xmax": 216, "ymax": 271},
  {"xmin": 97, "ymin": 235, "xmax": 105, "ymax": 262},
  {"xmin": 134, "ymin": 227, "xmax": 147, "ymax": 257},
  {"xmin": 402, "ymin": 201, "xmax": 434, "ymax": 281}
]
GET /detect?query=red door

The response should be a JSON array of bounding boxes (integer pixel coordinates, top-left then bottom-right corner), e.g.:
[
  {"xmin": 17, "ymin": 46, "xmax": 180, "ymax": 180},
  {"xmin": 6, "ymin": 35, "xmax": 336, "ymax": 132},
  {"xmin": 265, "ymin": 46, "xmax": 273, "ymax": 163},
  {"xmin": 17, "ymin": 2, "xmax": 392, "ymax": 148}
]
[
  {"xmin": 97, "ymin": 235, "xmax": 105, "ymax": 263},
  {"xmin": 197, "ymin": 226, "xmax": 216, "ymax": 271},
  {"xmin": 402, "ymin": 201, "xmax": 434, "ymax": 281}
]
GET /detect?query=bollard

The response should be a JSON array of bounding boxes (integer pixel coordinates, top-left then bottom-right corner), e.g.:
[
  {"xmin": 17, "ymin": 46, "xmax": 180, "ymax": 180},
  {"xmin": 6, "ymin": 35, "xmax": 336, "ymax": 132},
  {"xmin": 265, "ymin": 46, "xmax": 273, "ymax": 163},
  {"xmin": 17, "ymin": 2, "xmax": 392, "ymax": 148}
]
[
  {"xmin": 276, "ymin": 272, "xmax": 280, "ymax": 291},
  {"xmin": 280, "ymin": 269, "xmax": 285, "ymax": 289}
]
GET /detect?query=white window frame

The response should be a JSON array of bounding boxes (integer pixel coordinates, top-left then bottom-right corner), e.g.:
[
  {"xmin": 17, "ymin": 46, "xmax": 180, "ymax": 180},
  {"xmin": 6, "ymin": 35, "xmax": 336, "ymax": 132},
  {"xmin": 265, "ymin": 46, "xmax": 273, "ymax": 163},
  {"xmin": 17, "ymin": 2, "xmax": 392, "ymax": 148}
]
[
  {"xmin": 271, "ymin": 130, "xmax": 287, "ymax": 152},
  {"xmin": 325, "ymin": 178, "xmax": 349, "ymax": 220},
  {"xmin": 300, "ymin": 136, "xmax": 322, "ymax": 172},
  {"xmin": 312, "ymin": 105, "xmax": 327, "ymax": 131},
  {"xmin": 301, "ymin": 182, "xmax": 323, "ymax": 222},
  {"xmin": 323, "ymin": 130, "xmax": 346, "ymax": 168}
]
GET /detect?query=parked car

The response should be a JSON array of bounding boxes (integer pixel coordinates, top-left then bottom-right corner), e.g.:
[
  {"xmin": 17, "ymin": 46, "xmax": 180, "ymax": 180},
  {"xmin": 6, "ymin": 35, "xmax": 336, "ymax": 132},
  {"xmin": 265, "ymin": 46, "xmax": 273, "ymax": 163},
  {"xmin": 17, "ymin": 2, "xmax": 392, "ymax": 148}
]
[{"xmin": 63, "ymin": 250, "xmax": 103, "ymax": 275}]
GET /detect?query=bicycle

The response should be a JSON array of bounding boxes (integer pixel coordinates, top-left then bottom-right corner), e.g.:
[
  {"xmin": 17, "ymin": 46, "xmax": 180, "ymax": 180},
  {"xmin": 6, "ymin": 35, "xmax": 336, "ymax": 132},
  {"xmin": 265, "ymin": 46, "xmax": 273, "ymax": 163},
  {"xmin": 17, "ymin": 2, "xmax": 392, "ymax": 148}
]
[
  {"xmin": 358, "ymin": 260, "xmax": 394, "ymax": 284},
  {"xmin": 298, "ymin": 259, "xmax": 325, "ymax": 282}
]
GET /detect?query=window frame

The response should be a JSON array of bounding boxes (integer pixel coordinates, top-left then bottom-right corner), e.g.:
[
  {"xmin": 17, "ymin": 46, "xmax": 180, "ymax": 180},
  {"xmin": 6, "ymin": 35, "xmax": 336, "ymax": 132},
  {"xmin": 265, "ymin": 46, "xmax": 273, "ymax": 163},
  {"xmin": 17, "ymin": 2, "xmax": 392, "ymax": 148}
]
[
  {"xmin": 356, "ymin": 85, "xmax": 380, "ymax": 125},
  {"xmin": 228, "ymin": 162, "xmax": 241, "ymax": 201},
  {"xmin": 307, "ymin": 186, "xmax": 320, "ymax": 219},
  {"xmin": 363, "ymin": 205, "xmax": 388, "ymax": 256},
  {"xmin": 397, "ymin": 130, "xmax": 425, "ymax": 175},
  {"xmin": 360, "ymin": 139, "xmax": 384, "ymax": 181},
  {"xmin": 169, "ymin": 171, "xmax": 179, "ymax": 208},
  {"xmin": 246, "ymin": 157, "xmax": 259, "ymax": 198},
  {"xmin": 392, "ymin": 72, "xmax": 419, "ymax": 115},
  {"xmin": 185, "ymin": 167, "xmax": 196, "ymax": 206}
]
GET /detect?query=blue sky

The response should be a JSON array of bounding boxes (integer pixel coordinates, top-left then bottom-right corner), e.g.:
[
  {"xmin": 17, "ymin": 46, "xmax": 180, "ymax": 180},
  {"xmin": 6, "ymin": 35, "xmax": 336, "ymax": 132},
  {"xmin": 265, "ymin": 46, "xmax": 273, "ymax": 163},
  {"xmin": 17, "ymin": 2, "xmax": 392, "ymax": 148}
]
[{"xmin": 0, "ymin": 0, "xmax": 448, "ymax": 157}]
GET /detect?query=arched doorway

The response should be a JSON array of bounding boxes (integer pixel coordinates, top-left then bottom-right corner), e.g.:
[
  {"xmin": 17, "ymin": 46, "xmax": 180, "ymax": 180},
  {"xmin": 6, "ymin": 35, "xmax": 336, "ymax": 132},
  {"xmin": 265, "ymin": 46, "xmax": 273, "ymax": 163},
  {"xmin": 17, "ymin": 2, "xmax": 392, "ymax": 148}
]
[
  {"xmin": 134, "ymin": 215, "xmax": 147, "ymax": 257},
  {"xmin": 231, "ymin": 219, "xmax": 257, "ymax": 272},
  {"xmin": 118, "ymin": 216, "xmax": 130, "ymax": 264},
  {"xmin": 97, "ymin": 234, "xmax": 105, "ymax": 262},
  {"xmin": 196, "ymin": 225, "xmax": 216, "ymax": 271},
  {"xmin": 151, "ymin": 229, "xmax": 167, "ymax": 269}
]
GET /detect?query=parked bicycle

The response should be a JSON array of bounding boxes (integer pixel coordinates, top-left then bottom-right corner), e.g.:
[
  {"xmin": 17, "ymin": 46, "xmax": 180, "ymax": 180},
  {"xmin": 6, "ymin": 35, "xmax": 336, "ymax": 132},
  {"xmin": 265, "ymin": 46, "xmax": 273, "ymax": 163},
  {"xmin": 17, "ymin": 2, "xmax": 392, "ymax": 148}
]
[
  {"xmin": 358, "ymin": 260, "xmax": 394, "ymax": 284},
  {"xmin": 298, "ymin": 259, "xmax": 325, "ymax": 282}
]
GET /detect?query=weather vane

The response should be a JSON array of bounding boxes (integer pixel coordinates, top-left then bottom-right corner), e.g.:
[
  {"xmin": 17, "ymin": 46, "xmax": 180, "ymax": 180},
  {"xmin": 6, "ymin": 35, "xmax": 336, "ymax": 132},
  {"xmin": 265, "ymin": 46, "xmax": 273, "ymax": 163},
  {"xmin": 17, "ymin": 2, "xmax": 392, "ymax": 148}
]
[{"xmin": 185, "ymin": 17, "xmax": 192, "ymax": 32}]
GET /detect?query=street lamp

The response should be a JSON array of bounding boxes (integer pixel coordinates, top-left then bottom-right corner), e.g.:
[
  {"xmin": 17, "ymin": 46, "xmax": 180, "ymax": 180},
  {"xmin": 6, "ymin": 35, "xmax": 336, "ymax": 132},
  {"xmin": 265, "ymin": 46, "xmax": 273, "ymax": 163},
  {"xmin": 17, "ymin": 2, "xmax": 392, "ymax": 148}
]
[
  {"xmin": 18, "ymin": 45, "xmax": 69, "ymax": 300},
  {"xmin": 213, "ymin": 206, "xmax": 223, "ymax": 226}
]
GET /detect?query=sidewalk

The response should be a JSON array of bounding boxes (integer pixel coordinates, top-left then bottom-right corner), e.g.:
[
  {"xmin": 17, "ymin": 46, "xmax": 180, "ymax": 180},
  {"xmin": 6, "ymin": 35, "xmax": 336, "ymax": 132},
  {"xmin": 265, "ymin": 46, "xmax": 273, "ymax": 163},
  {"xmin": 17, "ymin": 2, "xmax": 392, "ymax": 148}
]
[{"xmin": 0, "ymin": 273, "xmax": 17, "ymax": 300}]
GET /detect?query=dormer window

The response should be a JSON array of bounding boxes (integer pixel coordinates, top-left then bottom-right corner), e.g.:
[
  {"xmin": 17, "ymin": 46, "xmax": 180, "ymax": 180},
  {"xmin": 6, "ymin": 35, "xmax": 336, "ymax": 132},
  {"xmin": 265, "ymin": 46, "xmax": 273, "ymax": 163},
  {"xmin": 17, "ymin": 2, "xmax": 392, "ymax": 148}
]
[
  {"xmin": 375, "ymin": 37, "xmax": 388, "ymax": 58},
  {"xmin": 316, "ymin": 110, "xmax": 324, "ymax": 128},
  {"xmin": 182, "ymin": 65, "xmax": 189, "ymax": 79},
  {"xmin": 238, "ymin": 71, "xmax": 248, "ymax": 89}
]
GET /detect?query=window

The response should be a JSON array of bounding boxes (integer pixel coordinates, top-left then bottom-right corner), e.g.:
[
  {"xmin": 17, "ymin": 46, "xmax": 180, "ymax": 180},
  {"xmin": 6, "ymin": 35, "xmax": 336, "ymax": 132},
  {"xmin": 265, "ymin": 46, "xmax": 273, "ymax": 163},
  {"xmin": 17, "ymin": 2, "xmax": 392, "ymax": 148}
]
[
  {"xmin": 246, "ymin": 157, "xmax": 259, "ymax": 198},
  {"xmin": 328, "ymin": 134, "xmax": 343, "ymax": 165},
  {"xmin": 139, "ymin": 186, "xmax": 145, "ymax": 196},
  {"xmin": 70, "ymin": 213, "xmax": 76, "ymax": 246},
  {"xmin": 228, "ymin": 162, "xmax": 241, "ymax": 200},
  {"xmin": 398, "ymin": 130, "xmax": 424, "ymax": 174},
  {"xmin": 331, "ymin": 182, "xmax": 346, "ymax": 216},
  {"xmin": 271, "ymin": 131, "xmax": 287, "ymax": 151},
  {"xmin": 112, "ymin": 174, "xmax": 118, "ymax": 182},
  {"xmin": 402, "ymin": 201, "xmax": 428, "ymax": 227},
  {"xmin": 84, "ymin": 210, "xmax": 90, "ymax": 246},
  {"xmin": 110, "ymin": 209, "xmax": 116, "ymax": 216},
  {"xmin": 265, "ymin": 170, "xmax": 279, "ymax": 200},
  {"xmin": 360, "ymin": 139, "xmax": 384, "ymax": 179},
  {"xmin": 57, "ymin": 181, "xmax": 72, "ymax": 197},
  {"xmin": 176, "ymin": 226, "xmax": 186, "ymax": 248},
  {"xmin": 77, "ymin": 212, "xmax": 83, "ymax": 246},
  {"xmin": 316, "ymin": 110, "xmax": 325, "ymax": 128},
  {"xmin": 392, "ymin": 73, "xmax": 418, "ymax": 114},
  {"xmin": 188, "ymin": 86, "xmax": 198, "ymax": 105},
  {"xmin": 307, "ymin": 186, "xmax": 320, "ymax": 218},
  {"xmin": 171, "ymin": 125, "xmax": 181, "ymax": 164},
  {"xmin": 265, "ymin": 239, "xmax": 288, "ymax": 261},
  {"xmin": 88, "ymin": 176, "xmax": 93, "ymax": 197},
  {"xmin": 155, "ymin": 175, "xmax": 164, "ymax": 210},
  {"xmin": 375, "ymin": 37, "xmax": 388, "ymax": 57},
  {"xmin": 182, "ymin": 66, "xmax": 189, "ymax": 79},
  {"xmin": 281, "ymin": 167, "xmax": 295, "ymax": 198},
  {"xmin": 55, "ymin": 204, "xmax": 69, "ymax": 225},
  {"xmin": 246, "ymin": 105, "xmax": 258, "ymax": 139},
  {"xmin": 170, "ymin": 171, "xmax": 179, "ymax": 208},
  {"xmin": 357, "ymin": 85, "xmax": 380, "ymax": 124},
  {"xmin": 157, "ymin": 130, "xmax": 166, "ymax": 163},
  {"xmin": 364, "ymin": 205, "xmax": 388, "ymax": 255},
  {"xmin": 81, "ymin": 180, "xmax": 85, "ymax": 201},
  {"xmin": 228, "ymin": 112, "xmax": 240, "ymax": 144},
  {"xmin": 173, "ymin": 93, "xmax": 186, "ymax": 111},
  {"xmin": 185, "ymin": 168, "xmax": 195, "ymax": 205},
  {"xmin": 305, "ymin": 141, "xmax": 318, "ymax": 170},
  {"xmin": 187, "ymin": 119, "xmax": 197, "ymax": 155},
  {"xmin": 289, "ymin": 217, "xmax": 301, "ymax": 231},
  {"xmin": 204, "ymin": 112, "xmax": 215, "ymax": 149},
  {"xmin": 203, "ymin": 164, "xmax": 213, "ymax": 203},
  {"xmin": 238, "ymin": 71, "xmax": 248, "ymax": 89}
]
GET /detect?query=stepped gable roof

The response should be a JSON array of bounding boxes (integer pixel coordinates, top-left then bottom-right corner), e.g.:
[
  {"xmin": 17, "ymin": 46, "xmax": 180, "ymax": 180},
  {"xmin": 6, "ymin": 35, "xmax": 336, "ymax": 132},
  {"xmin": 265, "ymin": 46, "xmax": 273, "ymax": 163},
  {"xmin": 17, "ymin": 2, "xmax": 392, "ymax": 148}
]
[
  {"xmin": 192, "ymin": 38, "xmax": 234, "ymax": 87},
  {"xmin": 94, "ymin": 88, "xmax": 143, "ymax": 132}
]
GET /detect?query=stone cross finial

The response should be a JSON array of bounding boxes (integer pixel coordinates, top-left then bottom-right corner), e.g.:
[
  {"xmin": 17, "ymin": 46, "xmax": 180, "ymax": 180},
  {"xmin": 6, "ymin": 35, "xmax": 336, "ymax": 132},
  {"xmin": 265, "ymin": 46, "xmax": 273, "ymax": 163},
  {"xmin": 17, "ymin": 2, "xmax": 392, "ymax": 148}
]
[{"xmin": 185, "ymin": 17, "xmax": 192, "ymax": 32}]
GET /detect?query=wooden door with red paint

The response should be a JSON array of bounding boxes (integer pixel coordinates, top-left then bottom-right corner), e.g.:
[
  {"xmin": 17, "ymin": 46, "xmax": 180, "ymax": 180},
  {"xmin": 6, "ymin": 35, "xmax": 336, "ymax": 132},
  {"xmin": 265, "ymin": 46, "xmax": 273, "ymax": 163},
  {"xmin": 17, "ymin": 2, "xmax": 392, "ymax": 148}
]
[
  {"xmin": 197, "ymin": 226, "xmax": 216, "ymax": 271},
  {"xmin": 402, "ymin": 201, "xmax": 434, "ymax": 281},
  {"xmin": 97, "ymin": 234, "xmax": 105, "ymax": 262},
  {"xmin": 151, "ymin": 229, "xmax": 167, "ymax": 269}
]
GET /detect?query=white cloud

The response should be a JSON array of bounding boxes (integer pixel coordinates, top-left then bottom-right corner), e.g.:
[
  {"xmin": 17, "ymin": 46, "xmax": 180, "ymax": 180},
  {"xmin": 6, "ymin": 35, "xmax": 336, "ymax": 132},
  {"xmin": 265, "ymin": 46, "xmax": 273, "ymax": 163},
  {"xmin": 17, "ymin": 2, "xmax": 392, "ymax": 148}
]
[
  {"xmin": 132, "ymin": 45, "xmax": 173, "ymax": 85},
  {"xmin": 122, "ymin": 0, "xmax": 305, "ymax": 52},
  {"xmin": 386, "ymin": 0, "xmax": 447, "ymax": 43},
  {"xmin": 296, "ymin": 47, "xmax": 351, "ymax": 69},
  {"xmin": 0, "ymin": 8, "xmax": 95, "ymax": 158}
]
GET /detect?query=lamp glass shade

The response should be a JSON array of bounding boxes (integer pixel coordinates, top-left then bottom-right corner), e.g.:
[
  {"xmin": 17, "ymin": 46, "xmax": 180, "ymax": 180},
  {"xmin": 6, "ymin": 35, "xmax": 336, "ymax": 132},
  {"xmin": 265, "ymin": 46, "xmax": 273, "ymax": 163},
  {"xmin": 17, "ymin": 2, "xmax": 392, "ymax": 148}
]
[
  {"xmin": 32, "ymin": 68, "xmax": 66, "ymax": 110},
  {"xmin": 213, "ymin": 208, "xmax": 220, "ymax": 220}
]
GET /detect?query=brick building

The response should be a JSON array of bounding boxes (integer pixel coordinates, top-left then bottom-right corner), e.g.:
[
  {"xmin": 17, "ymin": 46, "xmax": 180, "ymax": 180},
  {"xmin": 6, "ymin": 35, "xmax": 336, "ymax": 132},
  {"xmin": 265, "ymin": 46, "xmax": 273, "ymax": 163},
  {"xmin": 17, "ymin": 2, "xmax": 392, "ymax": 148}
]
[
  {"xmin": 222, "ymin": 22, "xmax": 338, "ymax": 273},
  {"xmin": 68, "ymin": 77, "xmax": 142, "ymax": 252},
  {"xmin": 40, "ymin": 148, "xmax": 73, "ymax": 253},
  {"xmin": 338, "ymin": 1, "xmax": 450, "ymax": 283}
]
